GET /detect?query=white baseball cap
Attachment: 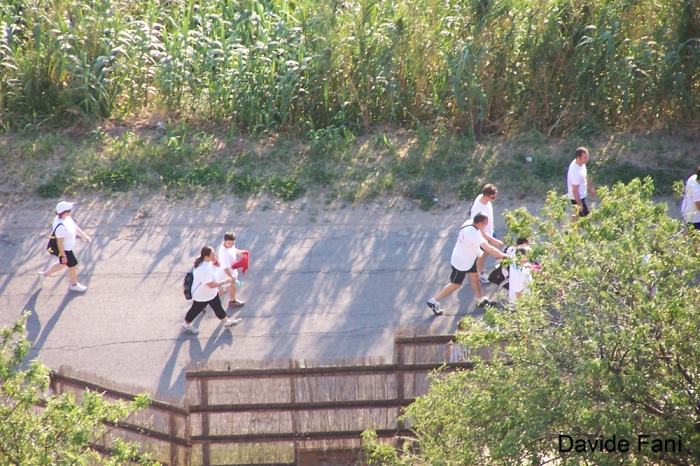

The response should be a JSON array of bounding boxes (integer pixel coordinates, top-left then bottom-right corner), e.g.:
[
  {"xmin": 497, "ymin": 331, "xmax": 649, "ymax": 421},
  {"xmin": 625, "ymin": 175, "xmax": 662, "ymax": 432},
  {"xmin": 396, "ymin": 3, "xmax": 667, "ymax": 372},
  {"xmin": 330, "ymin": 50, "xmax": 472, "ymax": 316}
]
[{"xmin": 55, "ymin": 201, "xmax": 75, "ymax": 213}]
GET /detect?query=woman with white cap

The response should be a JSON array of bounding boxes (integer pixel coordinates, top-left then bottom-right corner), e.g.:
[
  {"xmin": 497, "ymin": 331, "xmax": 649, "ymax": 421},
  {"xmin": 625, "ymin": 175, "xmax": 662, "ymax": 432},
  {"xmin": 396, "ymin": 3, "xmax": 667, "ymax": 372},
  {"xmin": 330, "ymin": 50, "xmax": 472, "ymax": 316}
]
[{"xmin": 38, "ymin": 201, "xmax": 92, "ymax": 292}]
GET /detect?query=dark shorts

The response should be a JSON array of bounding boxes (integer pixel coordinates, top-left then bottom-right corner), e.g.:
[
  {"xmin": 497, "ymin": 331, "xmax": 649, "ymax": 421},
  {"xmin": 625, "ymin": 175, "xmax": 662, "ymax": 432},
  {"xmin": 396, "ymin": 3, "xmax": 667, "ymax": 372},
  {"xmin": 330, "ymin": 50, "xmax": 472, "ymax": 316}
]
[
  {"xmin": 689, "ymin": 222, "xmax": 700, "ymax": 231},
  {"xmin": 64, "ymin": 250, "xmax": 78, "ymax": 268},
  {"xmin": 571, "ymin": 198, "xmax": 590, "ymax": 217},
  {"xmin": 450, "ymin": 261, "xmax": 477, "ymax": 285}
]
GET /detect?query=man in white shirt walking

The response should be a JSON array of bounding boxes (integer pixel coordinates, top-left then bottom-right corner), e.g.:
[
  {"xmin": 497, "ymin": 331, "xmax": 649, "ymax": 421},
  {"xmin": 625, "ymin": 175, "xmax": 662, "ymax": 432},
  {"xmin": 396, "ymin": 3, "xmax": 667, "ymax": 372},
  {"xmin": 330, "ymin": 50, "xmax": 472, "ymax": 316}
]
[
  {"xmin": 427, "ymin": 213, "xmax": 508, "ymax": 315},
  {"xmin": 470, "ymin": 183, "xmax": 504, "ymax": 283},
  {"xmin": 567, "ymin": 147, "xmax": 596, "ymax": 222}
]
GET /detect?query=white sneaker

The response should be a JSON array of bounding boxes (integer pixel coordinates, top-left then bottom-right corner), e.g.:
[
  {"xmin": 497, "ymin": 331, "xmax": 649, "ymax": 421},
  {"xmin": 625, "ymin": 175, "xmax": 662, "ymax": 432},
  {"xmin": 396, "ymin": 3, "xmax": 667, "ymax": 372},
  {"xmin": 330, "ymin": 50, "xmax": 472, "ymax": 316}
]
[
  {"xmin": 479, "ymin": 272, "xmax": 490, "ymax": 284},
  {"xmin": 223, "ymin": 318, "xmax": 242, "ymax": 328},
  {"xmin": 182, "ymin": 323, "xmax": 200, "ymax": 334},
  {"xmin": 69, "ymin": 283, "xmax": 87, "ymax": 292},
  {"xmin": 38, "ymin": 272, "xmax": 46, "ymax": 287},
  {"xmin": 427, "ymin": 298, "xmax": 443, "ymax": 315}
]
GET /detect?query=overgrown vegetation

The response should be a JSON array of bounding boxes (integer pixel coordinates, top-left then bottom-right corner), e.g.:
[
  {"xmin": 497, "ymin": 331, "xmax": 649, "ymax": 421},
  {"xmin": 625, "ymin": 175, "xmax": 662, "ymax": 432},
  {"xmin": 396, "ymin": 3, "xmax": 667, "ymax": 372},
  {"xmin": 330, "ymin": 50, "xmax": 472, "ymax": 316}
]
[
  {"xmin": 0, "ymin": 313, "xmax": 158, "ymax": 465},
  {"xmin": 0, "ymin": 0, "xmax": 698, "ymax": 134},
  {"xmin": 364, "ymin": 178, "xmax": 700, "ymax": 465},
  {"xmin": 0, "ymin": 126, "xmax": 692, "ymax": 205}
]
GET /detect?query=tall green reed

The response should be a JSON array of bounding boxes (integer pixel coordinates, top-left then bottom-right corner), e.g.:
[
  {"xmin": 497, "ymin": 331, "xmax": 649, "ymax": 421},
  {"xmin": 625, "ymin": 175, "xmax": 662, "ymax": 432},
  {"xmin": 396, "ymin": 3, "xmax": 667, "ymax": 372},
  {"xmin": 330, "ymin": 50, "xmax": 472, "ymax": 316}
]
[{"xmin": 0, "ymin": 0, "xmax": 697, "ymax": 133}]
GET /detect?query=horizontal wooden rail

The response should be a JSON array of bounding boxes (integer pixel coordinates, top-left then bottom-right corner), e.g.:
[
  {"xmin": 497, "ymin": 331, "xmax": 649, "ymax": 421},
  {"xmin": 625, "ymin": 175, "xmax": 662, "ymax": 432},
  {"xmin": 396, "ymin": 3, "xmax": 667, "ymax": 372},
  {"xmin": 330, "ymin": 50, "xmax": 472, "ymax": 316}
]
[
  {"xmin": 186, "ymin": 362, "xmax": 473, "ymax": 379},
  {"xmin": 110, "ymin": 420, "xmax": 191, "ymax": 447},
  {"xmin": 191, "ymin": 429, "xmax": 415, "ymax": 444},
  {"xmin": 89, "ymin": 438, "xmax": 176, "ymax": 466},
  {"xmin": 394, "ymin": 335, "xmax": 456, "ymax": 345},
  {"xmin": 189, "ymin": 398, "xmax": 418, "ymax": 413},
  {"xmin": 51, "ymin": 371, "xmax": 188, "ymax": 415}
]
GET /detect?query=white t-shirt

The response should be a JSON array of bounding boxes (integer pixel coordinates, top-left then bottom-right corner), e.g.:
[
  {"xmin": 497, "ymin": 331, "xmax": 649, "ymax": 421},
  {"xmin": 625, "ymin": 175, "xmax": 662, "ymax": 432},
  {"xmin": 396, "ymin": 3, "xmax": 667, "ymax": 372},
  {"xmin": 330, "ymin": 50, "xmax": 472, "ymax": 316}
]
[
  {"xmin": 508, "ymin": 248, "xmax": 532, "ymax": 304},
  {"xmin": 192, "ymin": 262, "xmax": 218, "ymax": 302},
  {"xmin": 470, "ymin": 194, "xmax": 494, "ymax": 236},
  {"xmin": 451, "ymin": 220, "xmax": 486, "ymax": 271},
  {"xmin": 567, "ymin": 160, "xmax": 587, "ymax": 200},
  {"xmin": 52, "ymin": 216, "xmax": 77, "ymax": 251},
  {"xmin": 682, "ymin": 175, "xmax": 700, "ymax": 223},
  {"xmin": 217, "ymin": 243, "xmax": 239, "ymax": 281}
]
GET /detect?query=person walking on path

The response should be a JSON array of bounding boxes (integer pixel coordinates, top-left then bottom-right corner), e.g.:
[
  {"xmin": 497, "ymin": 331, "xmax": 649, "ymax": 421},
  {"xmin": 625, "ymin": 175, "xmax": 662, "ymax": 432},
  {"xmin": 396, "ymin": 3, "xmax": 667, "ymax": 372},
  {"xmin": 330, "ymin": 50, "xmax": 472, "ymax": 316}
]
[
  {"xmin": 507, "ymin": 238, "xmax": 534, "ymax": 304},
  {"xmin": 427, "ymin": 213, "xmax": 508, "ymax": 315},
  {"xmin": 182, "ymin": 246, "xmax": 242, "ymax": 334},
  {"xmin": 38, "ymin": 201, "xmax": 92, "ymax": 292},
  {"xmin": 681, "ymin": 165, "xmax": 700, "ymax": 231},
  {"xmin": 471, "ymin": 183, "xmax": 504, "ymax": 283},
  {"xmin": 217, "ymin": 232, "xmax": 245, "ymax": 308},
  {"xmin": 567, "ymin": 147, "xmax": 596, "ymax": 222}
]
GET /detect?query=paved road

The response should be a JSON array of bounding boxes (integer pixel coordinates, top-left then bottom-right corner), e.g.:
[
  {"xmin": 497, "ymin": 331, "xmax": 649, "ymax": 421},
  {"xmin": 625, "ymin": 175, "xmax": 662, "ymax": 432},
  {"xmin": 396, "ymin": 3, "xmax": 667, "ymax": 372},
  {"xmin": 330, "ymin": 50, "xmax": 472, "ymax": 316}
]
[{"xmin": 0, "ymin": 196, "xmax": 542, "ymax": 401}]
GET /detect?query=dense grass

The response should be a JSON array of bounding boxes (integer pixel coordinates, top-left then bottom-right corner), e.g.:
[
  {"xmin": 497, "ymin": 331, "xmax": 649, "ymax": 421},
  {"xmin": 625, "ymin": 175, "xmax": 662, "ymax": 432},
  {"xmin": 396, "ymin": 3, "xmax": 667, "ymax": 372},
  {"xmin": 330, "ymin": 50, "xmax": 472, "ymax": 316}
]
[{"xmin": 0, "ymin": 0, "xmax": 698, "ymax": 134}]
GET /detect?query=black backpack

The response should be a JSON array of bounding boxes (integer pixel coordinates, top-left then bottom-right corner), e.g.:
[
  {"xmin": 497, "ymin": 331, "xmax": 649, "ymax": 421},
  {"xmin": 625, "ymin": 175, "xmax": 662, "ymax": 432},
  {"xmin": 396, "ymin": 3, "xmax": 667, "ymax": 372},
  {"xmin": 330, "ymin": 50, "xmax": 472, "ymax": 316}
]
[
  {"xmin": 183, "ymin": 269, "xmax": 194, "ymax": 300},
  {"xmin": 47, "ymin": 223, "xmax": 63, "ymax": 256}
]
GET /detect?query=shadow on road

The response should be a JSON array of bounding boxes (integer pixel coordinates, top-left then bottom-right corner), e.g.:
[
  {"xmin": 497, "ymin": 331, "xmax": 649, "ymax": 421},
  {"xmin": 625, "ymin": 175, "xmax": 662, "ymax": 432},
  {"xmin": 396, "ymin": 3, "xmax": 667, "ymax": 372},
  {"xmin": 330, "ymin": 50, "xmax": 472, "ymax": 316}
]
[
  {"xmin": 157, "ymin": 317, "xmax": 234, "ymax": 398},
  {"xmin": 25, "ymin": 291, "xmax": 80, "ymax": 366}
]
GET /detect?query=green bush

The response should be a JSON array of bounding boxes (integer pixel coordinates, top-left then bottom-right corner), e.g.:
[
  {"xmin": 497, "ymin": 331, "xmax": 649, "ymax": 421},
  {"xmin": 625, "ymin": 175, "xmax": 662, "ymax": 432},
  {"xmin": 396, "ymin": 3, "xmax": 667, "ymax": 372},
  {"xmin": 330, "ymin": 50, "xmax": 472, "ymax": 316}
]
[
  {"xmin": 457, "ymin": 180, "xmax": 481, "ymax": 201},
  {"xmin": 185, "ymin": 164, "xmax": 226, "ymax": 187},
  {"xmin": 91, "ymin": 163, "xmax": 137, "ymax": 191},
  {"xmin": 364, "ymin": 178, "xmax": 700, "ymax": 466},
  {"xmin": 153, "ymin": 162, "xmax": 187, "ymax": 186},
  {"xmin": 230, "ymin": 173, "xmax": 264, "ymax": 197},
  {"xmin": 303, "ymin": 164, "xmax": 336, "ymax": 187},
  {"xmin": 406, "ymin": 180, "xmax": 435, "ymax": 210},
  {"xmin": 36, "ymin": 170, "xmax": 72, "ymax": 198},
  {"xmin": 268, "ymin": 176, "xmax": 306, "ymax": 201}
]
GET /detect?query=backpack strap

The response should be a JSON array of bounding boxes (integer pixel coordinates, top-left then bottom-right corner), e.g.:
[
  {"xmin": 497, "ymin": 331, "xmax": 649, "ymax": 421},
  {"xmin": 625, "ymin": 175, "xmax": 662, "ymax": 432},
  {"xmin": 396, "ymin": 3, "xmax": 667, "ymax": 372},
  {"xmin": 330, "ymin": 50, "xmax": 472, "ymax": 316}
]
[
  {"xmin": 50, "ymin": 221, "xmax": 64, "ymax": 237},
  {"xmin": 459, "ymin": 223, "xmax": 477, "ymax": 231},
  {"xmin": 191, "ymin": 267, "xmax": 204, "ymax": 295}
]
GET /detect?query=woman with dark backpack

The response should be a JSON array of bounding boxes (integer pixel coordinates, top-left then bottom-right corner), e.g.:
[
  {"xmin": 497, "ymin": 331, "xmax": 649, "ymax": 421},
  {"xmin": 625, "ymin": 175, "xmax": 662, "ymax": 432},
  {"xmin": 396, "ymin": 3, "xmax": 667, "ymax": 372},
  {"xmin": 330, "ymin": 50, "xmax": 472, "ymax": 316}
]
[{"xmin": 182, "ymin": 246, "xmax": 242, "ymax": 334}]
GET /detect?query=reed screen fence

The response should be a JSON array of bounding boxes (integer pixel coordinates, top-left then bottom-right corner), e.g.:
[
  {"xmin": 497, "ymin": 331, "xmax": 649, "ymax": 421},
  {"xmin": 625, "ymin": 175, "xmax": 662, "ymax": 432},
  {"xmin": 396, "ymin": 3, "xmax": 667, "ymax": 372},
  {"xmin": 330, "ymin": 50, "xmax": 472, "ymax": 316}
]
[{"xmin": 50, "ymin": 326, "xmax": 494, "ymax": 465}]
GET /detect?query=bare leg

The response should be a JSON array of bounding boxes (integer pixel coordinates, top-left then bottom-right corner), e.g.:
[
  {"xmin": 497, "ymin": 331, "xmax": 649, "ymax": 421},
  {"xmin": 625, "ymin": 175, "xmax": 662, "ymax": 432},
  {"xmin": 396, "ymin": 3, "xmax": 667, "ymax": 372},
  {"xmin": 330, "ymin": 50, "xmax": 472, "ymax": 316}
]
[
  {"xmin": 229, "ymin": 282, "xmax": 237, "ymax": 302},
  {"xmin": 44, "ymin": 262, "xmax": 67, "ymax": 277},
  {"xmin": 67, "ymin": 267, "xmax": 79, "ymax": 286},
  {"xmin": 434, "ymin": 283, "xmax": 461, "ymax": 303},
  {"xmin": 467, "ymin": 273, "xmax": 483, "ymax": 300},
  {"xmin": 476, "ymin": 254, "xmax": 486, "ymax": 275}
]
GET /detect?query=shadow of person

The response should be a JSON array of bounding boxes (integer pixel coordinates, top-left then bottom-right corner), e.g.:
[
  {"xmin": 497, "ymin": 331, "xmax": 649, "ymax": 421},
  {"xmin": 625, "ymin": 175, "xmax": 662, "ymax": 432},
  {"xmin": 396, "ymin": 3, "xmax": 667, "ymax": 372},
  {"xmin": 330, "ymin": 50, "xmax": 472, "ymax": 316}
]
[
  {"xmin": 25, "ymin": 292, "xmax": 78, "ymax": 364},
  {"xmin": 22, "ymin": 290, "xmax": 42, "ymax": 345},
  {"xmin": 156, "ymin": 321, "xmax": 235, "ymax": 399}
]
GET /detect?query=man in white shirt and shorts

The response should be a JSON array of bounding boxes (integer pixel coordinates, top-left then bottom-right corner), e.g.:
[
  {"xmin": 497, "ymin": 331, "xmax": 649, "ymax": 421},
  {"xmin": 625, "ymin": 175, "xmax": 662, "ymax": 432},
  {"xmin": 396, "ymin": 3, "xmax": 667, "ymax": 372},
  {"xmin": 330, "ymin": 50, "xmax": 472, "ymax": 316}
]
[
  {"xmin": 567, "ymin": 147, "xmax": 596, "ymax": 222},
  {"xmin": 470, "ymin": 183, "xmax": 504, "ymax": 283},
  {"xmin": 427, "ymin": 213, "xmax": 508, "ymax": 315}
]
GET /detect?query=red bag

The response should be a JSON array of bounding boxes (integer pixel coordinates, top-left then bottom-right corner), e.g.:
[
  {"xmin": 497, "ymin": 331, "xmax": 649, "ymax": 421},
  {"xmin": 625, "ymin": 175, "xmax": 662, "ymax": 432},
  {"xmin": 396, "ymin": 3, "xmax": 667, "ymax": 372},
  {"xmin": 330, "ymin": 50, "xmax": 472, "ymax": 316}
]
[{"xmin": 231, "ymin": 251, "xmax": 250, "ymax": 275}]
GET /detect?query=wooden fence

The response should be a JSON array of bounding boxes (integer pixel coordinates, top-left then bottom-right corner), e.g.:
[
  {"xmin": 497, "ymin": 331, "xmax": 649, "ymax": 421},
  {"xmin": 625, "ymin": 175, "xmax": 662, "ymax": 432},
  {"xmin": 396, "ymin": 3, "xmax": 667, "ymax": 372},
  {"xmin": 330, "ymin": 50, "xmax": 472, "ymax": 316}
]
[
  {"xmin": 51, "ymin": 366, "xmax": 190, "ymax": 466},
  {"xmin": 49, "ymin": 325, "xmax": 497, "ymax": 466}
]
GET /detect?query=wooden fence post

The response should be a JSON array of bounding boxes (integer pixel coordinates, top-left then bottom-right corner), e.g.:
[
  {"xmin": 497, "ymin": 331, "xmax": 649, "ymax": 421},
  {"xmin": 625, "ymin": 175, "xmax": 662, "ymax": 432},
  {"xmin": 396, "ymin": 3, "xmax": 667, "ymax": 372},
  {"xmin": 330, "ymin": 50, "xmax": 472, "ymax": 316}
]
[
  {"xmin": 201, "ymin": 378, "xmax": 210, "ymax": 466},
  {"xmin": 290, "ymin": 360, "xmax": 299, "ymax": 465}
]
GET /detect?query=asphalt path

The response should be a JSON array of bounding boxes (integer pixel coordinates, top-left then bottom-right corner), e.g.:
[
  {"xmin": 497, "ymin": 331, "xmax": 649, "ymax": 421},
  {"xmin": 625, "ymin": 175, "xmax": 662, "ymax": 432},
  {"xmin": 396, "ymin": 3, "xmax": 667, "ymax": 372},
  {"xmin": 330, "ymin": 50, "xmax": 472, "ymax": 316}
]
[{"xmin": 0, "ymin": 196, "xmax": 546, "ymax": 401}]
